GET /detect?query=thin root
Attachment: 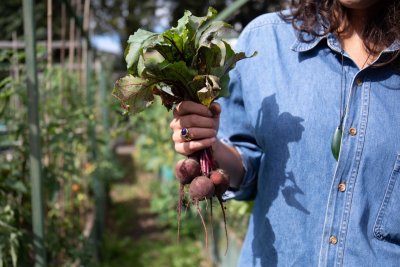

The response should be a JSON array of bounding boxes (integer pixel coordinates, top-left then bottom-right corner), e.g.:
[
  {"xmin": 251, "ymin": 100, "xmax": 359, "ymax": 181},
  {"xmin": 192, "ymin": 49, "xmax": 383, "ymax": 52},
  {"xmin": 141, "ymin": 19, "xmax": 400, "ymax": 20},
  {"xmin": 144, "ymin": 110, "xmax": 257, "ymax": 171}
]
[
  {"xmin": 177, "ymin": 184, "xmax": 184, "ymax": 243},
  {"xmin": 196, "ymin": 200, "xmax": 208, "ymax": 249},
  {"xmin": 209, "ymin": 198, "xmax": 214, "ymax": 245},
  {"xmin": 218, "ymin": 196, "xmax": 229, "ymax": 255}
]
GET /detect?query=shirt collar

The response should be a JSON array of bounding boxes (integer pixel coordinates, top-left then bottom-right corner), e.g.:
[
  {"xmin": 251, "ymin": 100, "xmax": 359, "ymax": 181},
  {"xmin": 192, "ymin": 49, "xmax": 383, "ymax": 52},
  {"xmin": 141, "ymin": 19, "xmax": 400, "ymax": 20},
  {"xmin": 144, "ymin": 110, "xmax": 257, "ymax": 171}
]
[
  {"xmin": 290, "ymin": 29, "xmax": 400, "ymax": 54},
  {"xmin": 290, "ymin": 22, "xmax": 330, "ymax": 53},
  {"xmin": 290, "ymin": 34, "xmax": 327, "ymax": 52},
  {"xmin": 385, "ymin": 39, "xmax": 400, "ymax": 52}
]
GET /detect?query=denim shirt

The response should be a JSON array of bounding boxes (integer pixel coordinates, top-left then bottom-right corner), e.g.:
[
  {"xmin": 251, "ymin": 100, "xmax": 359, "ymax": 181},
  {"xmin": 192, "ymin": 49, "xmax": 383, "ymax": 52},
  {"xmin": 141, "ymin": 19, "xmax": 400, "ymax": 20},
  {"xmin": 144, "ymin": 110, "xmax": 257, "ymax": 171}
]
[{"xmin": 217, "ymin": 12, "xmax": 400, "ymax": 267}]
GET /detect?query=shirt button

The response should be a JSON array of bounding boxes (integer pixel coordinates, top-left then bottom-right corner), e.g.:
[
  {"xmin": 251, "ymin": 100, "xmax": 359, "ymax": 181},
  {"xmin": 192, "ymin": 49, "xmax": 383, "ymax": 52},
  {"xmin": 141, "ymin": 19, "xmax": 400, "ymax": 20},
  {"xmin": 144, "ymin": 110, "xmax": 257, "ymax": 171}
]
[
  {"xmin": 329, "ymin": 235, "xmax": 338, "ymax": 245},
  {"xmin": 349, "ymin": 127, "xmax": 357, "ymax": 136},
  {"xmin": 356, "ymin": 78, "xmax": 363, "ymax": 86},
  {"xmin": 338, "ymin": 183, "xmax": 346, "ymax": 192}
]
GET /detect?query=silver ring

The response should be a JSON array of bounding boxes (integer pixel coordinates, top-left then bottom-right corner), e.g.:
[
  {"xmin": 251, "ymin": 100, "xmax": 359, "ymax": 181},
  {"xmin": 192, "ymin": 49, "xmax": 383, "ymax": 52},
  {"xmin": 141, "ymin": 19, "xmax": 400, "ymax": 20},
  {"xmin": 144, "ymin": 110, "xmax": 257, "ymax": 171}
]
[{"xmin": 181, "ymin": 127, "xmax": 191, "ymax": 141}]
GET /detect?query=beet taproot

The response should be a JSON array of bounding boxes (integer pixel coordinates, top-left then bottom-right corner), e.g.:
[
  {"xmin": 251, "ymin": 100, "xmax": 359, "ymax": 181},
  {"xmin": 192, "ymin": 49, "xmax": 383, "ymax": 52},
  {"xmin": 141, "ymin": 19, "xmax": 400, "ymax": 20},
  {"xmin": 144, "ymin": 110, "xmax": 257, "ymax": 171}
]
[
  {"xmin": 209, "ymin": 169, "xmax": 230, "ymax": 255},
  {"xmin": 175, "ymin": 157, "xmax": 201, "ymax": 242},
  {"xmin": 210, "ymin": 169, "xmax": 230, "ymax": 198},
  {"xmin": 189, "ymin": 175, "xmax": 215, "ymax": 249},
  {"xmin": 189, "ymin": 176, "xmax": 215, "ymax": 201},
  {"xmin": 175, "ymin": 158, "xmax": 201, "ymax": 185}
]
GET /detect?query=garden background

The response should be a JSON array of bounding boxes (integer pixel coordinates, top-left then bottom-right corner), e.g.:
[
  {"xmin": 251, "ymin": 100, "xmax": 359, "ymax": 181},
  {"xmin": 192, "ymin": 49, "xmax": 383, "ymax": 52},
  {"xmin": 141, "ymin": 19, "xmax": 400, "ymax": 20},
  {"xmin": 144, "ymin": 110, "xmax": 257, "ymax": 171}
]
[{"xmin": 0, "ymin": 0, "xmax": 283, "ymax": 266}]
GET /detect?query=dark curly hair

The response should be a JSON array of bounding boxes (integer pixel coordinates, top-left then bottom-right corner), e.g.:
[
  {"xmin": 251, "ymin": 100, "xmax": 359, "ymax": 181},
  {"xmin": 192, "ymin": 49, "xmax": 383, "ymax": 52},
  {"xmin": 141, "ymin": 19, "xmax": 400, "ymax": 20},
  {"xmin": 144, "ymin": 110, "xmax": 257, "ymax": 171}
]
[{"xmin": 281, "ymin": 0, "xmax": 400, "ymax": 65}]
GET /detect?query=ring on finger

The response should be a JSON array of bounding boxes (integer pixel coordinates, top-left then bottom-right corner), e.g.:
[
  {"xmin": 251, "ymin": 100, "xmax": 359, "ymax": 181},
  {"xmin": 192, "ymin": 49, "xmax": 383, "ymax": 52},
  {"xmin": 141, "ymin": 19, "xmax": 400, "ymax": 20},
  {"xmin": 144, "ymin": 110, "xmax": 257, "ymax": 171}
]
[{"xmin": 180, "ymin": 127, "xmax": 192, "ymax": 141}]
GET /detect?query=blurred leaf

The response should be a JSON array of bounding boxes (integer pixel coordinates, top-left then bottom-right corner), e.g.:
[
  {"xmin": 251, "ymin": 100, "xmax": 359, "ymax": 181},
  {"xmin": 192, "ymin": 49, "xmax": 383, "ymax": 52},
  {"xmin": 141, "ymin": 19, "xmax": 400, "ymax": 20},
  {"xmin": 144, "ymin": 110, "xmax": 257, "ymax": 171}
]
[
  {"xmin": 3, "ymin": 178, "xmax": 27, "ymax": 194},
  {"xmin": 9, "ymin": 233, "xmax": 17, "ymax": 267}
]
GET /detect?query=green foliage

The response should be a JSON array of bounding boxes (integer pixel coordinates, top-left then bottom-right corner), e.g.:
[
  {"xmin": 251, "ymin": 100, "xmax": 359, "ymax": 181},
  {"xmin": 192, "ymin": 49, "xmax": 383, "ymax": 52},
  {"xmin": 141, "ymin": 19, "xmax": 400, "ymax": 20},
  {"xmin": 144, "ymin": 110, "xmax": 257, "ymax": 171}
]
[
  {"xmin": 0, "ymin": 1, "xmax": 45, "ymax": 40},
  {"xmin": 0, "ymin": 49, "xmax": 122, "ymax": 266},
  {"xmin": 0, "ymin": 205, "xmax": 23, "ymax": 267},
  {"xmin": 0, "ymin": 55, "xmax": 30, "ymax": 267},
  {"xmin": 100, "ymin": 233, "xmax": 206, "ymax": 267},
  {"xmin": 169, "ymin": 0, "xmax": 283, "ymax": 33},
  {"xmin": 128, "ymin": 97, "xmax": 180, "ymax": 174},
  {"xmin": 149, "ymin": 180, "xmax": 202, "ymax": 238},
  {"xmin": 99, "ymin": 174, "xmax": 209, "ymax": 267},
  {"xmin": 113, "ymin": 7, "xmax": 255, "ymax": 113},
  {"xmin": 225, "ymin": 200, "xmax": 253, "ymax": 240}
]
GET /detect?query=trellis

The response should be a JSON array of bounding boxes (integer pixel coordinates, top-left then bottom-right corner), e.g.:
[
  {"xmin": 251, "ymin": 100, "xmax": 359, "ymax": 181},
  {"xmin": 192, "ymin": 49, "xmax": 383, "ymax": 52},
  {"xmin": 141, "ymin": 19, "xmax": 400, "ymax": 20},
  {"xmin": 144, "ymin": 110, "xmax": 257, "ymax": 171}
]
[{"xmin": 20, "ymin": 0, "xmax": 109, "ymax": 266}]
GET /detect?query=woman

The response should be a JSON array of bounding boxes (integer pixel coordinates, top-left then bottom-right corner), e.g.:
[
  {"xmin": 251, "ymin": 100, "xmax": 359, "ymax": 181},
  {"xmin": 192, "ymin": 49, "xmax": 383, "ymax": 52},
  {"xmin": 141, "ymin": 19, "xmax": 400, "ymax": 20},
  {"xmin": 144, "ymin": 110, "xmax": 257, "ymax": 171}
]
[{"xmin": 170, "ymin": 0, "xmax": 400, "ymax": 266}]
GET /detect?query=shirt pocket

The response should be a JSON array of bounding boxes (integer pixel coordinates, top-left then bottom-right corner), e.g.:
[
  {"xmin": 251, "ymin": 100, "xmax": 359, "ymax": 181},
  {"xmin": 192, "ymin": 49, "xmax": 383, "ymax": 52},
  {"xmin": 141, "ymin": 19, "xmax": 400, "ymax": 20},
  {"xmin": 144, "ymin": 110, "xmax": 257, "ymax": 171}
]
[{"xmin": 373, "ymin": 154, "xmax": 400, "ymax": 245}]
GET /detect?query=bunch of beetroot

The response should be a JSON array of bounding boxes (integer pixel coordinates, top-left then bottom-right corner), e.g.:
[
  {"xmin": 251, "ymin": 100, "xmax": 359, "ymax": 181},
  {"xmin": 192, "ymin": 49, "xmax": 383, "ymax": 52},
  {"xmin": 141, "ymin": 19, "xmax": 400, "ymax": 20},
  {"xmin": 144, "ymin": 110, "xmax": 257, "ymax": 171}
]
[
  {"xmin": 113, "ymin": 6, "xmax": 255, "ymax": 252},
  {"xmin": 175, "ymin": 149, "xmax": 230, "ymax": 250}
]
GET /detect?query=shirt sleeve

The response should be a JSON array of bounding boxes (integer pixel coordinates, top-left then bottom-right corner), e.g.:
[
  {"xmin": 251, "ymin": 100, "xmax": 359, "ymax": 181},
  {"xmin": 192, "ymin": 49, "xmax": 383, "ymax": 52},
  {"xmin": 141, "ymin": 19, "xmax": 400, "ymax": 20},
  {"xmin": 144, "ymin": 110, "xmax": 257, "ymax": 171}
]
[{"xmin": 217, "ymin": 66, "xmax": 263, "ymax": 201}]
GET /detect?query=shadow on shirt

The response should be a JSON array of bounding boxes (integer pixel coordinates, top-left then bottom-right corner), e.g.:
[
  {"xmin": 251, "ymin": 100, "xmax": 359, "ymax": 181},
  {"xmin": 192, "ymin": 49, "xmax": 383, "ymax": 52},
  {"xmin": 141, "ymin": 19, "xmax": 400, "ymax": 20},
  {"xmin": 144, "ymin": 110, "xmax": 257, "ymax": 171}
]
[{"xmin": 251, "ymin": 94, "xmax": 308, "ymax": 266}]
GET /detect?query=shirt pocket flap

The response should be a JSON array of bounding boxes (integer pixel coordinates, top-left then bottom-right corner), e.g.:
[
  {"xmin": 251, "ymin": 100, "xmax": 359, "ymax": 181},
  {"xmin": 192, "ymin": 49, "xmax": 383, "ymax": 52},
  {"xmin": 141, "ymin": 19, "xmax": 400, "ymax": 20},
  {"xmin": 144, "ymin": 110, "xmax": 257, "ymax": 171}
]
[{"xmin": 373, "ymin": 154, "xmax": 400, "ymax": 245}]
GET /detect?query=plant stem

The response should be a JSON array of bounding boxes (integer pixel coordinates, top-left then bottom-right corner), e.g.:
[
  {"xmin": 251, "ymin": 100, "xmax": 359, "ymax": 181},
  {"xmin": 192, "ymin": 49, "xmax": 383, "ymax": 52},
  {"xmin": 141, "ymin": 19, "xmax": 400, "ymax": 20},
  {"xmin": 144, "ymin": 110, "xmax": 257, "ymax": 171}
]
[
  {"xmin": 163, "ymin": 36, "xmax": 185, "ymax": 61},
  {"xmin": 200, "ymin": 147, "xmax": 214, "ymax": 176}
]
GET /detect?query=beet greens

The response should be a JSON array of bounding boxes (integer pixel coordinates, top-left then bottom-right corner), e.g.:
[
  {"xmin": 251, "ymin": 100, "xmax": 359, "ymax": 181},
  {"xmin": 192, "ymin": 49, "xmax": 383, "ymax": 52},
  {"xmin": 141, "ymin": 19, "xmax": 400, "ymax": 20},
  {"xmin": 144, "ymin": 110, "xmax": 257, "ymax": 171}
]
[
  {"xmin": 113, "ymin": 7, "xmax": 255, "ymax": 112},
  {"xmin": 113, "ymin": 6, "xmax": 256, "ymax": 252}
]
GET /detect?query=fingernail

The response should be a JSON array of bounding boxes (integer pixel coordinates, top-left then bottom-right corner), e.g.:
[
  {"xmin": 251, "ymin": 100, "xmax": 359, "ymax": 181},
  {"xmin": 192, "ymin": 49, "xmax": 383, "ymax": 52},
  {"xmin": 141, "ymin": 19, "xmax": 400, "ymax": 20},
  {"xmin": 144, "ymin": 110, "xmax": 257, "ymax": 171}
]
[{"xmin": 210, "ymin": 106, "xmax": 217, "ymax": 117}]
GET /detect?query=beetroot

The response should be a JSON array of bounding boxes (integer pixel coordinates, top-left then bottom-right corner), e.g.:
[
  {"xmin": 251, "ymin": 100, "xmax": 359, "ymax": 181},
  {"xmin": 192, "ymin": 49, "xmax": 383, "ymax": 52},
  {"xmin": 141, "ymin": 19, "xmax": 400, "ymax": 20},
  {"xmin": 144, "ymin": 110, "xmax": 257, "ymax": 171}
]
[
  {"xmin": 209, "ymin": 169, "xmax": 230, "ymax": 254},
  {"xmin": 188, "ymin": 175, "xmax": 215, "ymax": 248},
  {"xmin": 174, "ymin": 151, "xmax": 230, "ymax": 251},
  {"xmin": 175, "ymin": 158, "xmax": 201, "ymax": 241},
  {"xmin": 189, "ymin": 176, "xmax": 215, "ymax": 201},
  {"xmin": 210, "ymin": 169, "xmax": 230, "ymax": 198},
  {"xmin": 175, "ymin": 158, "xmax": 201, "ymax": 185}
]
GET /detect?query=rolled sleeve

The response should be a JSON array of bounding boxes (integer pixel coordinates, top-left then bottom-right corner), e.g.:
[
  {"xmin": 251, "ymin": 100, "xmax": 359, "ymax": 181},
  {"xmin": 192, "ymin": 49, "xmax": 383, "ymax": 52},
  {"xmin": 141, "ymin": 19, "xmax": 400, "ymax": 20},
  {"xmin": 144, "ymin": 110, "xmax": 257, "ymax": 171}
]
[{"xmin": 217, "ymin": 68, "xmax": 262, "ymax": 201}]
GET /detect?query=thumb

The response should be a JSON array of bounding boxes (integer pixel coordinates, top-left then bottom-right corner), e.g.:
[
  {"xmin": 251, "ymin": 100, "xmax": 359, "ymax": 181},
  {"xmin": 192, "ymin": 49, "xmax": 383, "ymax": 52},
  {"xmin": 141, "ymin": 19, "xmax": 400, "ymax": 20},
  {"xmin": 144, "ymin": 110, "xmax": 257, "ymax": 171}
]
[{"xmin": 209, "ymin": 102, "xmax": 221, "ymax": 117}]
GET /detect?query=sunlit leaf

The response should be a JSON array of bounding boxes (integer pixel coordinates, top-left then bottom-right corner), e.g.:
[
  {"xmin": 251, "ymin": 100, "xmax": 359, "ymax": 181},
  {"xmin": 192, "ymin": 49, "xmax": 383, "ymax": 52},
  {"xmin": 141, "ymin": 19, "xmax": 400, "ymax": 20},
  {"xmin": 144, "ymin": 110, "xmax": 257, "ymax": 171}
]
[
  {"xmin": 115, "ymin": 6, "xmax": 257, "ymax": 113},
  {"xmin": 125, "ymin": 29, "xmax": 158, "ymax": 75},
  {"xmin": 113, "ymin": 75, "xmax": 156, "ymax": 114},
  {"xmin": 196, "ymin": 75, "xmax": 220, "ymax": 107},
  {"xmin": 195, "ymin": 20, "xmax": 232, "ymax": 48}
]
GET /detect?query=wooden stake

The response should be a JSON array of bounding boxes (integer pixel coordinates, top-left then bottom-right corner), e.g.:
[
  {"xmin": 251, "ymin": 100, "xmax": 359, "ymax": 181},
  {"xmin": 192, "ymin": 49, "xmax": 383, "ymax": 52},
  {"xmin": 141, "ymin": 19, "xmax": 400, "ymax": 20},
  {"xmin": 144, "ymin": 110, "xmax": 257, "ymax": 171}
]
[
  {"xmin": 68, "ymin": 0, "xmax": 76, "ymax": 71},
  {"xmin": 60, "ymin": 2, "xmax": 66, "ymax": 92},
  {"xmin": 12, "ymin": 32, "xmax": 20, "ymax": 81},
  {"xmin": 47, "ymin": 0, "xmax": 52, "ymax": 69}
]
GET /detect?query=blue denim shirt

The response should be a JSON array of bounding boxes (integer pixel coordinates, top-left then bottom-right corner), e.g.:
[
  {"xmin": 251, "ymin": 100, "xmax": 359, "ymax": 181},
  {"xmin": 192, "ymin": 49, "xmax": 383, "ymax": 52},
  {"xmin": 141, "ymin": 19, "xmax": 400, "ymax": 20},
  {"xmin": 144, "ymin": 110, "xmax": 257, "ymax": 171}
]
[{"xmin": 217, "ymin": 11, "xmax": 400, "ymax": 267}]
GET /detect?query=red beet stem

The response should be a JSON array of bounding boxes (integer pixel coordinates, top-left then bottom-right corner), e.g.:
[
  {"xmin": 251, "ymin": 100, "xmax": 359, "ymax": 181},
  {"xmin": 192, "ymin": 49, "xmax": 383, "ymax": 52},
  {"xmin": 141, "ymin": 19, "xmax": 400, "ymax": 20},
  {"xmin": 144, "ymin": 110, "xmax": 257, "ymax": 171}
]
[{"xmin": 200, "ymin": 147, "xmax": 215, "ymax": 176}]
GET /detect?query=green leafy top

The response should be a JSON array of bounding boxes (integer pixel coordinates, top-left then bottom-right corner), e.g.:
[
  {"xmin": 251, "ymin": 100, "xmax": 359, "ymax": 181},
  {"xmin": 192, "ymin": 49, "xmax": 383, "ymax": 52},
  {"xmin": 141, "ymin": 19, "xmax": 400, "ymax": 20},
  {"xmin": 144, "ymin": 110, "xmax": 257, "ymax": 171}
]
[{"xmin": 113, "ymin": 7, "xmax": 256, "ymax": 114}]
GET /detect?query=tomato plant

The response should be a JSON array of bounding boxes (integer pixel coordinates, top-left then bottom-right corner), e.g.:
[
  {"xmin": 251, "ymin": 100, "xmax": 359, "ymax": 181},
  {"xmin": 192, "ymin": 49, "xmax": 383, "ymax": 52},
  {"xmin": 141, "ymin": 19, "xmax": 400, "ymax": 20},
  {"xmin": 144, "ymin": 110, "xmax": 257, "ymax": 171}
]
[{"xmin": 0, "ymin": 49, "xmax": 123, "ymax": 266}]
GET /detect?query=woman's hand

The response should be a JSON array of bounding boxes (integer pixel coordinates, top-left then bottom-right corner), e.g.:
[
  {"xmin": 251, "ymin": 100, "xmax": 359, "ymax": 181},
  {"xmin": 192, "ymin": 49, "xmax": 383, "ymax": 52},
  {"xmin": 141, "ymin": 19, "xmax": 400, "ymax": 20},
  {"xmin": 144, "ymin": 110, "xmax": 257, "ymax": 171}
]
[{"xmin": 170, "ymin": 101, "xmax": 221, "ymax": 156}]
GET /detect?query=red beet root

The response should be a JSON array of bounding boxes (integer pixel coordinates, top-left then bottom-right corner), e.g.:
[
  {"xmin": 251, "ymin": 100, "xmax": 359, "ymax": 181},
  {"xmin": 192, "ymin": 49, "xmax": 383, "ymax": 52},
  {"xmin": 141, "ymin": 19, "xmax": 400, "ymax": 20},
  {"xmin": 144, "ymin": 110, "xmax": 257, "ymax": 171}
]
[
  {"xmin": 209, "ymin": 169, "xmax": 230, "ymax": 255},
  {"xmin": 174, "ymin": 153, "xmax": 230, "ymax": 253},
  {"xmin": 176, "ymin": 157, "xmax": 201, "ymax": 242},
  {"xmin": 189, "ymin": 176, "xmax": 215, "ymax": 201},
  {"xmin": 175, "ymin": 158, "xmax": 201, "ymax": 185},
  {"xmin": 189, "ymin": 175, "xmax": 215, "ymax": 249},
  {"xmin": 210, "ymin": 169, "xmax": 230, "ymax": 198}
]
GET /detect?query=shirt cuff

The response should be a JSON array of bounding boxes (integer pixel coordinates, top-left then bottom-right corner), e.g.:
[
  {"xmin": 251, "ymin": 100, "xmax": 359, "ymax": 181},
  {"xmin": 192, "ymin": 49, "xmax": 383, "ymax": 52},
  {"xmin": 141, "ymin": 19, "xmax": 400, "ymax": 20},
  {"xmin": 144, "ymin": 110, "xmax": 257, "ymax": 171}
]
[{"xmin": 220, "ymin": 138, "xmax": 258, "ymax": 201}]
